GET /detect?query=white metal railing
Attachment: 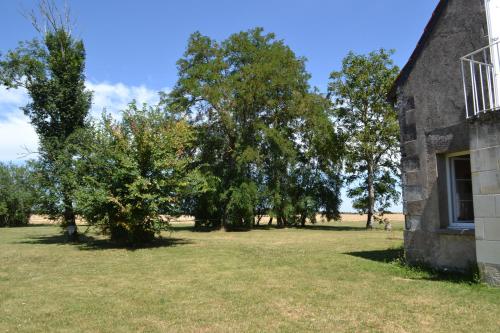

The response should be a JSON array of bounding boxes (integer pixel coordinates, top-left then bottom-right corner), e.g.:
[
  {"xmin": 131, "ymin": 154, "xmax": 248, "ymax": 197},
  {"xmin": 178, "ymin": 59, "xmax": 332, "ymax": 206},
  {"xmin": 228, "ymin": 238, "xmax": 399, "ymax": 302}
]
[{"xmin": 461, "ymin": 40, "xmax": 500, "ymax": 118}]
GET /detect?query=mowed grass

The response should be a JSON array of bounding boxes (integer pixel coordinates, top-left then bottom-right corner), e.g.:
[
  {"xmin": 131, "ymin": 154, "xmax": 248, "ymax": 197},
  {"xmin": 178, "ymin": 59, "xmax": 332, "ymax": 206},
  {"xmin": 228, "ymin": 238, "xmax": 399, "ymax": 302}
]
[{"xmin": 1, "ymin": 220, "xmax": 499, "ymax": 333}]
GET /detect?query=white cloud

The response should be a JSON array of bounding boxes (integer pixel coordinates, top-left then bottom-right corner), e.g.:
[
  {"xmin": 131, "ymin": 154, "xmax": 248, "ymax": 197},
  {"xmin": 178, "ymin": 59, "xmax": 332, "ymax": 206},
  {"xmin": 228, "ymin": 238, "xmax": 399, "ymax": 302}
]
[
  {"xmin": 0, "ymin": 81, "xmax": 165, "ymax": 163},
  {"xmin": 0, "ymin": 86, "xmax": 37, "ymax": 162},
  {"xmin": 0, "ymin": 112, "xmax": 38, "ymax": 162},
  {"xmin": 0, "ymin": 86, "xmax": 29, "ymax": 105},
  {"xmin": 87, "ymin": 81, "xmax": 165, "ymax": 118}
]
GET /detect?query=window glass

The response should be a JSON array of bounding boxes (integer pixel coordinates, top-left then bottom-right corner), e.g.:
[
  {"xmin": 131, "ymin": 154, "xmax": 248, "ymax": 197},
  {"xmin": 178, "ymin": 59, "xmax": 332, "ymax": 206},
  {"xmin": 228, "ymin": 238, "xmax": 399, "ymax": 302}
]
[
  {"xmin": 454, "ymin": 159, "xmax": 472, "ymax": 179},
  {"xmin": 450, "ymin": 155, "xmax": 474, "ymax": 225}
]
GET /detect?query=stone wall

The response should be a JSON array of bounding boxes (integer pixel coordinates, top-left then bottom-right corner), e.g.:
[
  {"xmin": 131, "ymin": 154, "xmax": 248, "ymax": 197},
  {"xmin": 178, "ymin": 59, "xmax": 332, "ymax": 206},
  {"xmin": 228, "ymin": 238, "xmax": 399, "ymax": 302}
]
[
  {"xmin": 470, "ymin": 114, "xmax": 500, "ymax": 286},
  {"xmin": 396, "ymin": 0, "xmax": 487, "ymax": 272}
]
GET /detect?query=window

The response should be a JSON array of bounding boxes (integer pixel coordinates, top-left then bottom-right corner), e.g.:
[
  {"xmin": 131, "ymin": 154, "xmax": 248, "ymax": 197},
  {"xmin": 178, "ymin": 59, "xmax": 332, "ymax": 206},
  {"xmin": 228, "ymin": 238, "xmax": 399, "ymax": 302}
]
[{"xmin": 447, "ymin": 153, "xmax": 474, "ymax": 228}]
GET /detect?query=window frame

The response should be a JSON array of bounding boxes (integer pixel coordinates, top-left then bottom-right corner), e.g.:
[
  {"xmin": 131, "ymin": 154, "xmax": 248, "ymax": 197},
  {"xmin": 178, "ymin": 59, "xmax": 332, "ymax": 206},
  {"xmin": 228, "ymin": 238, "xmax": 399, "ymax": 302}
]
[{"xmin": 445, "ymin": 151, "xmax": 475, "ymax": 229}]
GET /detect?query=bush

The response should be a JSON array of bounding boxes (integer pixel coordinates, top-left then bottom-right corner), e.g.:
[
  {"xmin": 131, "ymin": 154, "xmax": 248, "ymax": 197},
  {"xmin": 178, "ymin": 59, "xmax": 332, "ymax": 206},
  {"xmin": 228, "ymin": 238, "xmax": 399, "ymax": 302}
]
[
  {"xmin": 0, "ymin": 163, "xmax": 37, "ymax": 227},
  {"xmin": 75, "ymin": 102, "xmax": 206, "ymax": 244},
  {"xmin": 224, "ymin": 182, "xmax": 258, "ymax": 230}
]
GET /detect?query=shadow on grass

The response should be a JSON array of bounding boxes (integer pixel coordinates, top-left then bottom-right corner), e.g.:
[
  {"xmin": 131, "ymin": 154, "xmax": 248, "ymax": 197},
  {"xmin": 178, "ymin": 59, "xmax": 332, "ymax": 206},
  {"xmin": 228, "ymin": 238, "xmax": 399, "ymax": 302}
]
[
  {"xmin": 347, "ymin": 248, "xmax": 404, "ymax": 263},
  {"xmin": 345, "ymin": 247, "xmax": 479, "ymax": 284},
  {"xmin": 300, "ymin": 224, "xmax": 369, "ymax": 232},
  {"xmin": 171, "ymin": 225, "xmax": 254, "ymax": 232},
  {"xmin": 2, "ymin": 223, "xmax": 57, "ymax": 228},
  {"xmin": 251, "ymin": 224, "xmax": 366, "ymax": 231},
  {"xmin": 170, "ymin": 225, "xmax": 198, "ymax": 232},
  {"xmin": 171, "ymin": 223, "xmax": 372, "ymax": 232},
  {"xmin": 246, "ymin": 223, "xmax": 373, "ymax": 232},
  {"xmin": 20, "ymin": 232, "xmax": 193, "ymax": 251}
]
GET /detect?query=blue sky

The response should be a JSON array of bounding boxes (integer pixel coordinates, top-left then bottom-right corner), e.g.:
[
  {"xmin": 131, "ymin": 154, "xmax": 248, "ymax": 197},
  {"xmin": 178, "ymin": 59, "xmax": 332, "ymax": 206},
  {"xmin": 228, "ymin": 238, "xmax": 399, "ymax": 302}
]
[{"xmin": 0, "ymin": 0, "xmax": 440, "ymax": 212}]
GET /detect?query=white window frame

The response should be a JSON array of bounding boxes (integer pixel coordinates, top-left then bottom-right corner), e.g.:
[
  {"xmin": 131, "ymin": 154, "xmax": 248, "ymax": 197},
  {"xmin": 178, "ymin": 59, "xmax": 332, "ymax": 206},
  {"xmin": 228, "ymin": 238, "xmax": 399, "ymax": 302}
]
[{"xmin": 445, "ymin": 151, "xmax": 475, "ymax": 229}]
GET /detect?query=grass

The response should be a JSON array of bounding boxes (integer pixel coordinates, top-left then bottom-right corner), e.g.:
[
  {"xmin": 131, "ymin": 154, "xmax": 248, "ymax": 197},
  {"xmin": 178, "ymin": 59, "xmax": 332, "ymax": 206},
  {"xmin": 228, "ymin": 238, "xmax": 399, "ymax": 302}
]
[{"xmin": 1, "ymin": 220, "xmax": 499, "ymax": 332}]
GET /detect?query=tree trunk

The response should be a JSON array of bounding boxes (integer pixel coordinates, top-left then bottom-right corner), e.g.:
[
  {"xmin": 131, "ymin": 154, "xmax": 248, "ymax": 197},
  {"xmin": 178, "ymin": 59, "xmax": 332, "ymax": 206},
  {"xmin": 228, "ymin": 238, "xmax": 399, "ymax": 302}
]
[
  {"xmin": 366, "ymin": 162, "xmax": 375, "ymax": 229},
  {"xmin": 300, "ymin": 215, "xmax": 307, "ymax": 227},
  {"xmin": 277, "ymin": 215, "xmax": 284, "ymax": 228},
  {"xmin": 63, "ymin": 196, "xmax": 78, "ymax": 241},
  {"xmin": 256, "ymin": 213, "xmax": 262, "ymax": 226},
  {"xmin": 268, "ymin": 217, "xmax": 273, "ymax": 226}
]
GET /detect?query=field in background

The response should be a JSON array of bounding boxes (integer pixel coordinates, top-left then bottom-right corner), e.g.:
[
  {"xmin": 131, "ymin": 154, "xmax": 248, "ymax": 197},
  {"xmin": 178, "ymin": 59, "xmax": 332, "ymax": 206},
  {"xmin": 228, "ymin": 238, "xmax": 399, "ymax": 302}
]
[
  {"xmin": 339, "ymin": 212, "xmax": 404, "ymax": 222},
  {"xmin": 29, "ymin": 215, "xmax": 86, "ymax": 225},
  {"xmin": 29, "ymin": 213, "xmax": 405, "ymax": 225},
  {"xmin": 1, "ymin": 221, "xmax": 499, "ymax": 332}
]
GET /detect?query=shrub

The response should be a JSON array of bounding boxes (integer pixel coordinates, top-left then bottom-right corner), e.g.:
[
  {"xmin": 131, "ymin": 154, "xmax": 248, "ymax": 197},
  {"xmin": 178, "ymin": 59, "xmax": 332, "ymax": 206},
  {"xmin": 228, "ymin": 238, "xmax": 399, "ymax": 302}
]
[
  {"xmin": 0, "ymin": 163, "xmax": 37, "ymax": 227},
  {"xmin": 224, "ymin": 182, "xmax": 258, "ymax": 230},
  {"xmin": 75, "ymin": 102, "xmax": 206, "ymax": 244}
]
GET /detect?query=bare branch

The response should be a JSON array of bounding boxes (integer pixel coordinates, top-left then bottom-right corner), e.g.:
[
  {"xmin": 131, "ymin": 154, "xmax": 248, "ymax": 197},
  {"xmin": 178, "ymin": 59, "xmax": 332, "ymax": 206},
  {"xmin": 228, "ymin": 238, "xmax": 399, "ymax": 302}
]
[
  {"xmin": 18, "ymin": 145, "xmax": 41, "ymax": 160},
  {"xmin": 20, "ymin": 0, "xmax": 74, "ymax": 37}
]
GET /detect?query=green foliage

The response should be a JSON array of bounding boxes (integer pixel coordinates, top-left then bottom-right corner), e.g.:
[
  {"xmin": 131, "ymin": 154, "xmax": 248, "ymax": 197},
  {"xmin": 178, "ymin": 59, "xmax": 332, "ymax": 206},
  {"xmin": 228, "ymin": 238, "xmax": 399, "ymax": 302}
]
[
  {"xmin": 75, "ymin": 103, "xmax": 206, "ymax": 243},
  {"xmin": 0, "ymin": 30, "xmax": 91, "ymax": 140},
  {"xmin": 0, "ymin": 163, "xmax": 38, "ymax": 227},
  {"xmin": 328, "ymin": 49, "xmax": 400, "ymax": 227},
  {"xmin": 29, "ymin": 130, "xmax": 87, "ymax": 223},
  {"xmin": 224, "ymin": 182, "xmax": 259, "ymax": 230},
  {"xmin": 0, "ymin": 21, "xmax": 92, "ymax": 232},
  {"xmin": 169, "ymin": 27, "xmax": 343, "ymax": 229}
]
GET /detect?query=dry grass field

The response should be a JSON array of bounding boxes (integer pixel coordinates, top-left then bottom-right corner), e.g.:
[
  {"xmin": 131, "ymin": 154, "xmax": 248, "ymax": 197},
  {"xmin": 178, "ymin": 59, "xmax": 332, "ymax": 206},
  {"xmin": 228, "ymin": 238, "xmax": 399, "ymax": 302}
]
[
  {"xmin": 339, "ymin": 213, "xmax": 404, "ymax": 222},
  {"xmin": 29, "ymin": 215, "xmax": 86, "ymax": 225},
  {"xmin": 29, "ymin": 213, "xmax": 405, "ymax": 225}
]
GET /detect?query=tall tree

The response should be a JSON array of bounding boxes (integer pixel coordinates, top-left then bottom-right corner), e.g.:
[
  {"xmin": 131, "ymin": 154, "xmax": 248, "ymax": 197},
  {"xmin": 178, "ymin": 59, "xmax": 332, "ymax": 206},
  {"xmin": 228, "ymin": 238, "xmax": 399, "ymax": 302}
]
[
  {"xmin": 328, "ymin": 49, "xmax": 400, "ymax": 229},
  {"xmin": 169, "ymin": 28, "xmax": 343, "ymax": 229},
  {"xmin": 0, "ymin": 1, "xmax": 92, "ymax": 238}
]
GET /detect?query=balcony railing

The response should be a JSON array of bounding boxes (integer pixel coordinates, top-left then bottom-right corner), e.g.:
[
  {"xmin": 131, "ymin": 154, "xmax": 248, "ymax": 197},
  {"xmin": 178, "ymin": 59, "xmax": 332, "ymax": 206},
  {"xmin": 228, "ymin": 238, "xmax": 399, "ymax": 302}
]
[{"xmin": 461, "ymin": 40, "xmax": 500, "ymax": 118}]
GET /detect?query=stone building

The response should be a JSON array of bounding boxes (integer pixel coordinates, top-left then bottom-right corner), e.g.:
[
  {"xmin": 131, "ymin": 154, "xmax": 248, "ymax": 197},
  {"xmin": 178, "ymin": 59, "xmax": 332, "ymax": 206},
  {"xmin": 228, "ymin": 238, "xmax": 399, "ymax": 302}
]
[{"xmin": 390, "ymin": 0, "xmax": 500, "ymax": 285}]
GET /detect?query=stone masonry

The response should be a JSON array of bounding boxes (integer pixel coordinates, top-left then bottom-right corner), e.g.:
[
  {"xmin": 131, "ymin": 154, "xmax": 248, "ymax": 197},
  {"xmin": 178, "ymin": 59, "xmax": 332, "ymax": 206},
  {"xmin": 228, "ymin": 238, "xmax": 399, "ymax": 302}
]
[
  {"xmin": 470, "ymin": 114, "xmax": 500, "ymax": 286},
  {"xmin": 393, "ymin": 0, "xmax": 487, "ymax": 272}
]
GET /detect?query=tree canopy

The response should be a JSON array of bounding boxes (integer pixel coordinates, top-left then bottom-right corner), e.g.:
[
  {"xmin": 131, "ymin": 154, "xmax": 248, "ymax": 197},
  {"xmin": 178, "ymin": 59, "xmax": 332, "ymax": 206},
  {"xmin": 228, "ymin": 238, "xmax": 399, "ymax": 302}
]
[
  {"xmin": 74, "ymin": 103, "xmax": 207, "ymax": 243},
  {"xmin": 328, "ymin": 49, "xmax": 400, "ymax": 228},
  {"xmin": 1, "ymin": 4, "xmax": 403, "ymax": 243},
  {"xmin": 169, "ymin": 28, "xmax": 344, "ymax": 229},
  {"xmin": 0, "ymin": 4, "xmax": 92, "ymax": 238},
  {"xmin": 0, "ymin": 163, "xmax": 38, "ymax": 227}
]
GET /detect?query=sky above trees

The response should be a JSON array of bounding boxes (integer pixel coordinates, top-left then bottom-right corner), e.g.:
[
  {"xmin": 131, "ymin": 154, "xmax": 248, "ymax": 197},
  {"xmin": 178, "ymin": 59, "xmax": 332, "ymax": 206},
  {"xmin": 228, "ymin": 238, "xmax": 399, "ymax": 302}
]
[{"xmin": 0, "ymin": 0, "xmax": 440, "ymax": 212}]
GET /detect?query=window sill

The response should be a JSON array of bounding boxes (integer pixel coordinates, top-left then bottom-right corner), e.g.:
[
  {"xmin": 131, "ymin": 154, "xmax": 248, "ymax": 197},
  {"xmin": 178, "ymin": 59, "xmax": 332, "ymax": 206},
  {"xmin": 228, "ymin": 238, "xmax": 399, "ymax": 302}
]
[{"xmin": 436, "ymin": 228, "xmax": 475, "ymax": 236}]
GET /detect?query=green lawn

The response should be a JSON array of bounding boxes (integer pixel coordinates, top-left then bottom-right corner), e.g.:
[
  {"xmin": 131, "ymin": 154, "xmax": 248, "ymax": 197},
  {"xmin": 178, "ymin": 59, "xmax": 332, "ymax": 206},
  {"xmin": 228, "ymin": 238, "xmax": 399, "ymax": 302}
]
[{"xmin": 1, "ymin": 221, "xmax": 499, "ymax": 332}]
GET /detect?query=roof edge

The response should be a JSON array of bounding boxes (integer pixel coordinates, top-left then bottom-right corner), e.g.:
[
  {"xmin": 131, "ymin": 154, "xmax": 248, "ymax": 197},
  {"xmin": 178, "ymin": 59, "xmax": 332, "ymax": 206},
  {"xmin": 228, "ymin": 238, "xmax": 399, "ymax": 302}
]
[{"xmin": 388, "ymin": 0, "xmax": 448, "ymax": 102}]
